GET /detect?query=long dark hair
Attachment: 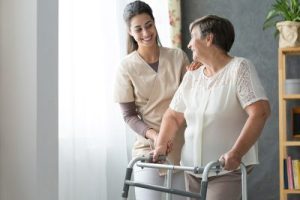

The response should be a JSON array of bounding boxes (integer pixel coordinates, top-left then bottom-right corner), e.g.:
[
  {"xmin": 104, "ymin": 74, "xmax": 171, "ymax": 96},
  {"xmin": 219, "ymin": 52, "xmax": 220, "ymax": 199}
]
[{"xmin": 123, "ymin": 0, "xmax": 161, "ymax": 54}]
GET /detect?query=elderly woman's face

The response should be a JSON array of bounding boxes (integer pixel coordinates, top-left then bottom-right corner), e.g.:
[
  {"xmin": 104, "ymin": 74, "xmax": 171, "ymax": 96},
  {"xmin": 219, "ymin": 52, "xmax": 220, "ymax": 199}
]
[{"xmin": 187, "ymin": 27, "xmax": 206, "ymax": 62}]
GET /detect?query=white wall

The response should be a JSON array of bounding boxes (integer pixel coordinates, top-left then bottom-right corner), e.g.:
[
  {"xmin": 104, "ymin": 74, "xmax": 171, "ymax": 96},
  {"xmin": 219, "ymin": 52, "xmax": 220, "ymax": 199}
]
[{"xmin": 0, "ymin": 0, "xmax": 58, "ymax": 199}]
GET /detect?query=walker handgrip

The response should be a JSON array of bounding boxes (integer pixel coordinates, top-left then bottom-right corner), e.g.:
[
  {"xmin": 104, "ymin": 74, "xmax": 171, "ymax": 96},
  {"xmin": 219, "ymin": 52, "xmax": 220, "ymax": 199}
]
[
  {"xmin": 146, "ymin": 154, "xmax": 167, "ymax": 163},
  {"xmin": 157, "ymin": 155, "xmax": 167, "ymax": 162}
]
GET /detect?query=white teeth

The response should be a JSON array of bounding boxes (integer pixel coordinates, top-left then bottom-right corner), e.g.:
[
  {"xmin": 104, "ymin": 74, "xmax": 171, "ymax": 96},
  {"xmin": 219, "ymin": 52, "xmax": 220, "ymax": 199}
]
[{"xmin": 143, "ymin": 36, "xmax": 152, "ymax": 41}]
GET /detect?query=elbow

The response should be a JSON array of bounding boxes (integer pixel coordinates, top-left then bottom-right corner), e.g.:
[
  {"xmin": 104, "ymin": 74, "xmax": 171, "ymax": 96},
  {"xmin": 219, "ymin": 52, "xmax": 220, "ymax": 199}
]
[
  {"xmin": 163, "ymin": 108, "xmax": 184, "ymax": 129},
  {"xmin": 248, "ymin": 100, "xmax": 271, "ymax": 121},
  {"xmin": 264, "ymin": 102, "xmax": 271, "ymax": 119},
  {"xmin": 260, "ymin": 101, "xmax": 271, "ymax": 121}
]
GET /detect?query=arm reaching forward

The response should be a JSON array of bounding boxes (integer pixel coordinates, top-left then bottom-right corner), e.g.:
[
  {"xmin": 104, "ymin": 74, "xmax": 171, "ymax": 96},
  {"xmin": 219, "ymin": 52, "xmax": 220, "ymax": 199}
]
[
  {"xmin": 220, "ymin": 100, "xmax": 271, "ymax": 170},
  {"xmin": 152, "ymin": 108, "xmax": 185, "ymax": 162}
]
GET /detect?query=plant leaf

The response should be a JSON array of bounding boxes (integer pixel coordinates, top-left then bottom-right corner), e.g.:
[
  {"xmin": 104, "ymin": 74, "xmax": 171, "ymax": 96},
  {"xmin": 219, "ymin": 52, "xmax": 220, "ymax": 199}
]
[
  {"xmin": 265, "ymin": 9, "xmax": 279, "ymax": 21},
  {"xmin": 274, "ymin": 29, "xmax": 280, "ymax": 38},
  {"xmin": 263, "ymin": 0, "xmax": 300, "ymax": 31},
  {"xmin": 263, "ymin": 9, "xmax": 281, "ymax": 30},
  {"xmin": 263, "ymin": 20, "xmax": 278, "ymax": 30}
]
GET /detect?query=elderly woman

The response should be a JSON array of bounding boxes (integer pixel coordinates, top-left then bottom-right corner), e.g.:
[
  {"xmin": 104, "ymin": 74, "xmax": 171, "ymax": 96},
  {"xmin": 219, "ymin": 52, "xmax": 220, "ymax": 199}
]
[{"xmin": 153, "ymin": 15, "xmax": 271, "ymax": 200}]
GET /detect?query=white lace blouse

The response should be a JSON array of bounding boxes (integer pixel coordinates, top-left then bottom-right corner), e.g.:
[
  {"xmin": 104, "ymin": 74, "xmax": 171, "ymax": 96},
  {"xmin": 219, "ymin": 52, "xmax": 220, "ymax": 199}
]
[{"xmin": 170, "ymin": 57, "xmax": 268, "ymax": 176}]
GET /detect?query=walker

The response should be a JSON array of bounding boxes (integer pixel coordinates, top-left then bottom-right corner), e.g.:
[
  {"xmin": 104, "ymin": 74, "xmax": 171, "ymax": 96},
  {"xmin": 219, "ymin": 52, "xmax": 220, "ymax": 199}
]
[{"xmin": 121, "ymin": 155, "xmax": 248, "ymax": 200}]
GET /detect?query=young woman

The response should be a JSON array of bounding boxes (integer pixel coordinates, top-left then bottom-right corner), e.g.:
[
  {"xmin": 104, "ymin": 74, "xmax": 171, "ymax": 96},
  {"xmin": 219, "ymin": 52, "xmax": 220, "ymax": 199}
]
[{"xmin": 113, "ymin": 1, "xmax": 196, "ymax": 199}]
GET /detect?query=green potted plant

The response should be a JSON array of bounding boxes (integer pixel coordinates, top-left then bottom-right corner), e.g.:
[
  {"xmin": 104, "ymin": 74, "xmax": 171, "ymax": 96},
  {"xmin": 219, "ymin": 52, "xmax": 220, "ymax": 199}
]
[{"xmin": 263, "ymin": 0, "xmax": 300, "ymax": 48}]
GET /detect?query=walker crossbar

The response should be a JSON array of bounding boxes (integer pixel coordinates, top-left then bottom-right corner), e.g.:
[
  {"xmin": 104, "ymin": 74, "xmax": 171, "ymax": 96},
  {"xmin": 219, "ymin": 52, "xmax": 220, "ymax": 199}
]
[
  {"xmin": 136, "ymin": 162, "xmax": 221, "ymax": 174},
  {"xmin": 125, "ymin": 180, "xmax": 201, "ymax": 199}
]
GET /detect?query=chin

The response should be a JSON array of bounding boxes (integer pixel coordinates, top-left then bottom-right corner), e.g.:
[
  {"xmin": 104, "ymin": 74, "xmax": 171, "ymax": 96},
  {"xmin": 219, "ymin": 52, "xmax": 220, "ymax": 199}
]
[
  {"xmin": 144, "ymin": 42, "xmax": 156, "ymax": 47},
  {"xmin": 193, "ymin": 56, "xmax": 199, "ymax": 62}
]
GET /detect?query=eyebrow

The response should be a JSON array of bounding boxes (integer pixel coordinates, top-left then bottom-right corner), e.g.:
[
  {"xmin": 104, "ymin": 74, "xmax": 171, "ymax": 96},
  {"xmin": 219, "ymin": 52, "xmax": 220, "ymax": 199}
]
[{"xmin": 132, "ymin": 20, "xmax": 153, "ymax": 29}]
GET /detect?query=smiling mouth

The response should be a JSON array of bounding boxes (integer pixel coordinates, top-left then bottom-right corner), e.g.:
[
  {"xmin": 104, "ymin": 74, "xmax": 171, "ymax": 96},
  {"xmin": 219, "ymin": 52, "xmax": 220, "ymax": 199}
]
[{"xmin": 142, "ymin": 36, "xmax": 153, "ymax": 42}]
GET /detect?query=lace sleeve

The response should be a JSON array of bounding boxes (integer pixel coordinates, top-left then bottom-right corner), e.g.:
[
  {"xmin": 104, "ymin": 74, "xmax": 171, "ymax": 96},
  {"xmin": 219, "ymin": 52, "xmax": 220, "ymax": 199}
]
[{"xmin": 236, "ymin": 59, "xmax": 268, "ymax": 108}]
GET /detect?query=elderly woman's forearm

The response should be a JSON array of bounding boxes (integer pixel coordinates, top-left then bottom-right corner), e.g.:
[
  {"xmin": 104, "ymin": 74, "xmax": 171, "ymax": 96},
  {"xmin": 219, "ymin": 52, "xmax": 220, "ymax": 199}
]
[{"xmin": 156, "ymin": 108, "xmax": 185, "ymax": 147}]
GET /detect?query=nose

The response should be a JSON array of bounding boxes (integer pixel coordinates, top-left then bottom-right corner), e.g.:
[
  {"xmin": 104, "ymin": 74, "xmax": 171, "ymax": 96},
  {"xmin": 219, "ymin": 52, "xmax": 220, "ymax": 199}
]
[
  {"xmin": 142, "ymin": 28, "xmax": 150, "ymax": 36},
  {"xmin": 187, "ymin": 41, "xmax": 192, "ymax": 49}
]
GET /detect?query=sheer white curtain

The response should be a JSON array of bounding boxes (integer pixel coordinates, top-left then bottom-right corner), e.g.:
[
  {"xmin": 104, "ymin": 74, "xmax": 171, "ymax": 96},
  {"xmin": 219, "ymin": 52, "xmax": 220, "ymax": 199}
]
[
  {"xmin": 59, "ymin": 0, "xmax": 128, "ymax": 199},
  {"xmin": 59, "ymin": 0, "xmax": 170, "ymax": 200}
]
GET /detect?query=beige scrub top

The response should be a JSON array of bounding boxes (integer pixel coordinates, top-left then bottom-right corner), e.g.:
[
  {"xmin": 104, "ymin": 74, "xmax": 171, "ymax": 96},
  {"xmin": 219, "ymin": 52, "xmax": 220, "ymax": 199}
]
[{"xmin": 114, "ymin": 47, "xmax": 189, "ymax": 166}]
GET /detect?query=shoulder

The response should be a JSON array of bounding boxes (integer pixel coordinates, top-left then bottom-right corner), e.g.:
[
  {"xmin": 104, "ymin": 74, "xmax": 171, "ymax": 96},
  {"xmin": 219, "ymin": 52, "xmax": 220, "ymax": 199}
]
[
  {"xmin": 233, "ymin": 57, "xmax": 254, "ymax": 67},
  {"xmin": 229, "ymin": 57, "xmax": 254, "ymax": 74},
  {"xmin": 118, "ymin": 51, "xmax": 139, "ymax": 72},
  {"xmin": 120, "ymin": 51, "xmax": 138, "ymax": 65},
  {"xmin": 183, "ymin": 66, "xmax": 204, "ymax": 82},
  {"xmin": 236, "ymin": 57, "xmax": 253, "ymax": 66}
]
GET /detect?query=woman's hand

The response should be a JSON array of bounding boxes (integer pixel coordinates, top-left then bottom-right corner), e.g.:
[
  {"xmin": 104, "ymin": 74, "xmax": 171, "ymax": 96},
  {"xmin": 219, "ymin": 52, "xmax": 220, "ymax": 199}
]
[
  {"xmin": 219, "ymin": 149, "xmax": 242, "ymax": 171},
  {"xmin": 166, "ymin": 140, "xmax": 173, "ymax": 154},
  {"xmin": 145, "ymin": 128, "xmax": 159, "ymax": 151},
  {"xmin": 145, "ymin": 128, "xmax": 158, "ymax": 143},
  {"xmin": 152, "ymin": 144, "xmax": 168, "ymax": 163},
  {"xmin": 186, "ymin": 61, "xmax": 202, "ymax": 71}
]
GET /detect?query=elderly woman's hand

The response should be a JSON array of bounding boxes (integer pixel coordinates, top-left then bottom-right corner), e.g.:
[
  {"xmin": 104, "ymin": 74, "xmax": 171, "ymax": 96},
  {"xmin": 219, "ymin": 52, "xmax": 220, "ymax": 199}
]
[
  {"xmin": 166, "ymin": 140, "xmax": 173, "ymax": 154},
  {"xmin": 220, "ymin": 149, "xmax": 242, "ymax": 171},
  {"xmin": 152, "ymin": 144, "xmax": 168, "ymax": 163}
]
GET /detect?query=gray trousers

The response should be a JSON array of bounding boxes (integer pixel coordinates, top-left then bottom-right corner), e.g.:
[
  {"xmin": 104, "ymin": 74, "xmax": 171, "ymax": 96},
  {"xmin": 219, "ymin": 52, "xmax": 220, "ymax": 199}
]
[{"xmin": 184, "ymin": 166, "xmax": 253, "ymax": 200}]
